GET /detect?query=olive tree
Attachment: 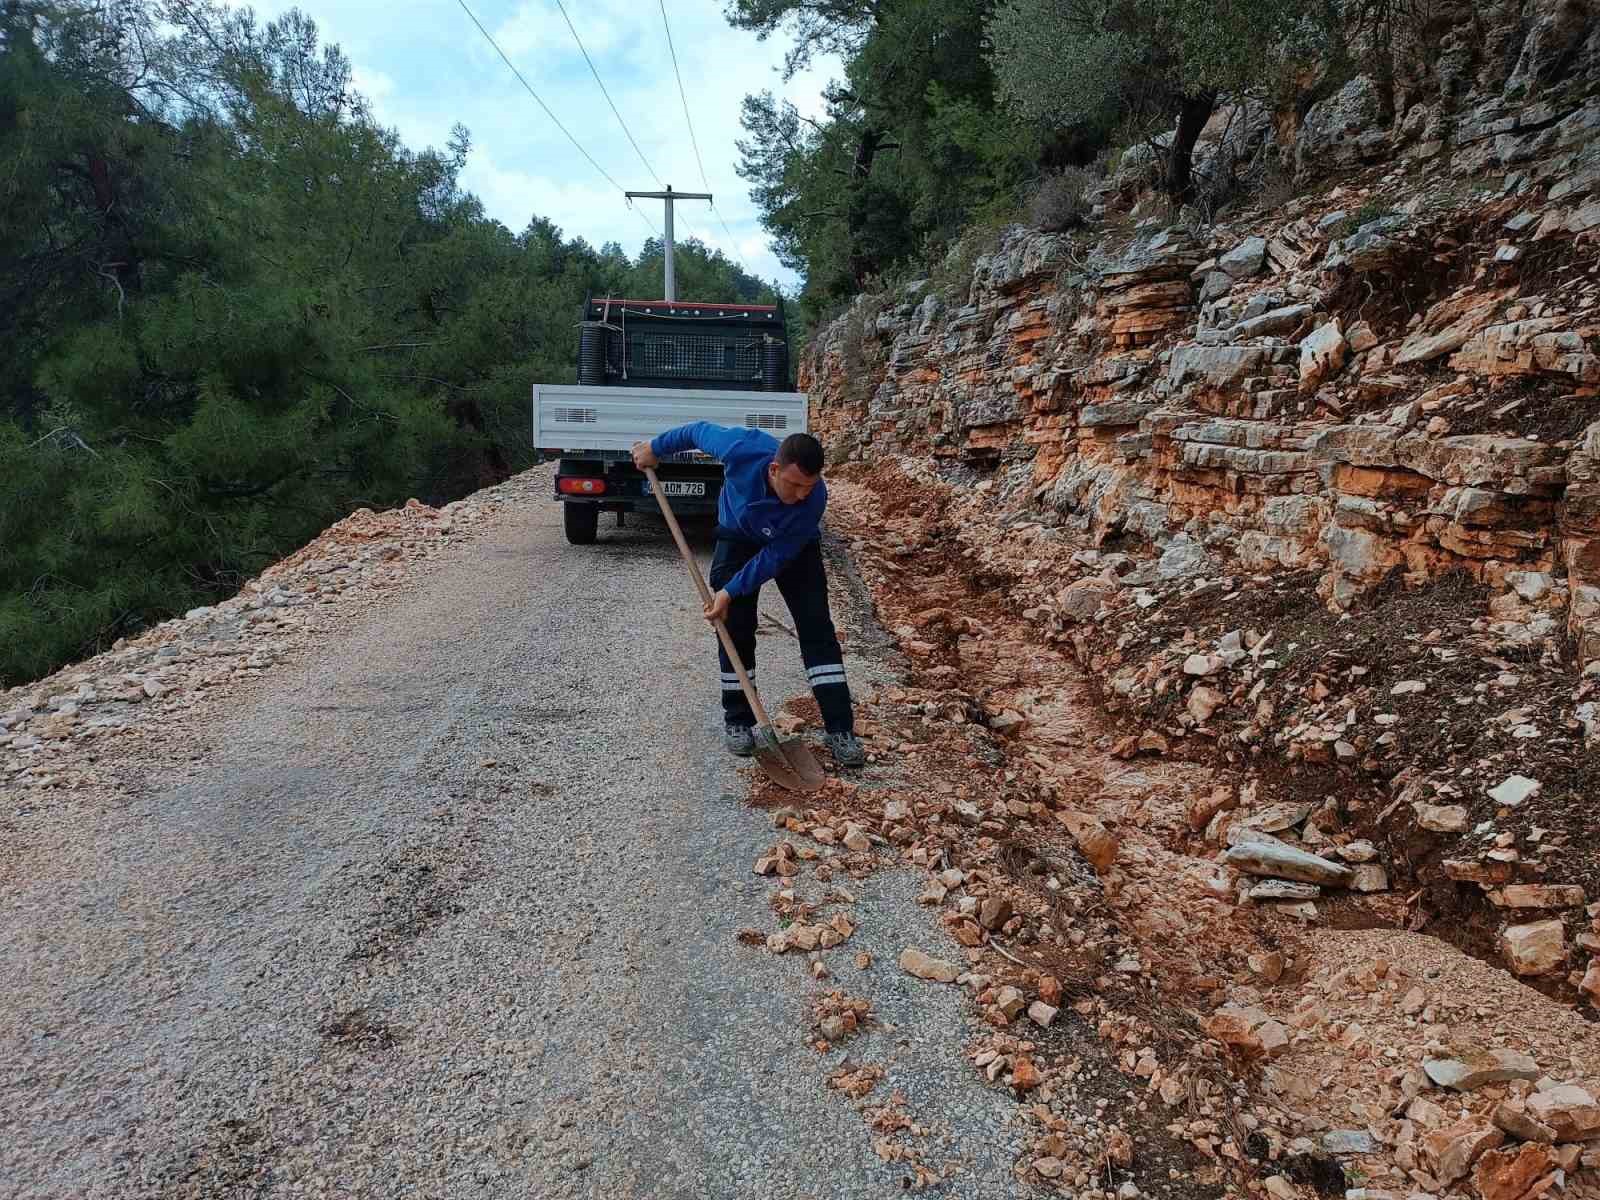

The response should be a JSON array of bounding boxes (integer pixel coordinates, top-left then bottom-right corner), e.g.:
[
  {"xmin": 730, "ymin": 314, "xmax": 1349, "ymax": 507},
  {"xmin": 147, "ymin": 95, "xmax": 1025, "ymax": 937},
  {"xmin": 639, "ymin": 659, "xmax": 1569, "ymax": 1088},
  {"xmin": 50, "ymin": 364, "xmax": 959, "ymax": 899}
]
[{"xmin": 988, "ymin": 0, "xmax": 1319, "ymax": 198}]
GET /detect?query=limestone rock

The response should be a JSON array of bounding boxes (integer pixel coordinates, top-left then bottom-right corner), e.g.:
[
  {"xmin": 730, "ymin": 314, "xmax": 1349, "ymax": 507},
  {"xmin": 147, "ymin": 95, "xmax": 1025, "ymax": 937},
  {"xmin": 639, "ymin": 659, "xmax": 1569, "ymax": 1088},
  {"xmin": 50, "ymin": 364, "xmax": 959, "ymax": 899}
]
[
  {"xmin": 1057, "ymin": 809, "xmax": 1119, "ymax": 871},
  {"xmin": 1417, "ymin": 804, "xmax": 1469, "ymax": 833},
  {"xmin": 1583, "ymin": 961, "xmax": 1600, "ymax": 1004},
  {"xmin": 1349, "ymin": 864, "xmax": 1389, "ymax": 893},
  {"xmin": 1300, "ymin": 320, "xmax": 1348, "ymax": 389},
  {"xmin": 1508, "ymin": 0, "xmax": 1599, "ymax": 92},
  {"xmin": 1490, "ymin": 884, "xmax": 1586, "ymax": 909},
  {"xmin": 1488, "ymin": 775, "xmax": 1542, "ymax": 807},
  {"xmin": 1248, "ymin": 879, "xmax": 1321, "ymax": 900},
  {"xmin": 1168, "ymin": 344, "xmax": 1274, "ymax": 390},
  {"xmin": 1526, "ymin": 1084, "xmax": 1600, "ymax": 1141},
  {"xmin": 1296, "ymin": 76, "xmax": 1384, "ymax": 170},
  {"xmin": 1027, "ymin": 1000, "xmax": 1059, "ymax": 1028},
  {"xmin": 1187, "ymin": 685, "xmax": 1226, "ymax": 723},
  {"xmin": 1010, "ymin": 1055, "xmax": 1041, "ymax": 1091},
  {"xmin": 1156, "ymin": 534, "xmax": 1213, "ymax": 580},
  {"xmin": 1240, "ymin": 801, "xmax": 1315, "ymax": 834},
  {"xmin": 1422, "ymin": 1118, "xmax": 1504, "ymax": 1185},
  {"xmin": 1320, "ymin": 1129, "xmax": 1377, "ymax": 1154},
  {"xmin": 1474, "ymin": 1143, "xmax": 1555, "ymax": 1200},
  {"xmin": 1219, "ymin": 236, "xmax": 1268, "ymax": 280},
  {"xmin": 1204, "ymin": 1003, "xmax": 1290, "ymax": 1058},
  {"xmin": 1492, "ymin": 1101, "xmax": 1557, "ymax": 1144},
  {"xmin": 1502, "ymin": 919, "xmax": 1566, "ymax": 975},
  {"xmin": 1234, "ymin": 303, "xmax": 1313, "ymax": 339},
  {"xmin": 978, "ymin": 896, "xmax": 1013, "ymax": 931},
  {"xmin": 1188, "ymin": 786, "xmax": 1237, "ymax": 832},
  {"xmin": 899, "ymin": 948, "xmax": 959, "ymax": 983},
  {"xmin": 1248, "ymin": 951, "xmax": 1285, "ymax": 982},
  {"xmin": 1057, "ymin": 577, "xmax": 1118, "ymax": 621},
  {"xmin": 1444, "ymin": 859, "xmax": 1515, "ymax": 885},
  {"xmin": 1324, "ymin": 215, "xmax": 1409, "ymax": 273},
  {"xmin": 1423, "ymin": 1049, "xmax": 1540, "ymax": 1090},
  {"xmin": 1223, "ymin": 840, "xmax": 1354, "ymax": 886}
]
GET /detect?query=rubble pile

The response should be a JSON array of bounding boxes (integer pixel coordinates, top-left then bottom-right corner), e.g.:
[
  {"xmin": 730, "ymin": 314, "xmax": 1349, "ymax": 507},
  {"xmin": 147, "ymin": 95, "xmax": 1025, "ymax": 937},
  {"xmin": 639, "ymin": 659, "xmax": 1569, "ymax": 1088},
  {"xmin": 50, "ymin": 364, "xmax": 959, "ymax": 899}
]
[
  {"xmin": 766, "ymin": 448, "xmax": 1600, "ymax": 1200},
  {"xmin": 736, "ymin": 585, "xmax": 1261, "ymax": 1194},
  {"xmin": 0, "ymin": 483, "xmax": 535, "ymax": 794},
  {"xmin": 811, "ymin": 402, "xmax": 1600, "ymax": 1004},
  {"xmin": 809, "ymin": 989, "xmax": 874, "ymax": 1049}
]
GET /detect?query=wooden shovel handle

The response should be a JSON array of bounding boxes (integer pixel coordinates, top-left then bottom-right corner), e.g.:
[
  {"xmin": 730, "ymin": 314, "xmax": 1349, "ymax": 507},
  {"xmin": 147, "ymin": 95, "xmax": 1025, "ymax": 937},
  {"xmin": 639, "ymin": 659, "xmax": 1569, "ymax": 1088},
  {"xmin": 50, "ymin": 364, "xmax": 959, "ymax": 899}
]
[{"xmin": 644, "ymin": 466, "xmax": 772, "ymax": 729}]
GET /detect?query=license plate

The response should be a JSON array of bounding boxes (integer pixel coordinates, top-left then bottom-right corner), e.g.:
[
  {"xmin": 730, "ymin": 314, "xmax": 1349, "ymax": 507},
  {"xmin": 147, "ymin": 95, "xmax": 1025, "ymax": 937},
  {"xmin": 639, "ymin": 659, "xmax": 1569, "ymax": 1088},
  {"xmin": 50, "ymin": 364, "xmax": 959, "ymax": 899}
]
[{"xmin": 648, "ymin": 480, "xmax": 706, "ymax": 497}]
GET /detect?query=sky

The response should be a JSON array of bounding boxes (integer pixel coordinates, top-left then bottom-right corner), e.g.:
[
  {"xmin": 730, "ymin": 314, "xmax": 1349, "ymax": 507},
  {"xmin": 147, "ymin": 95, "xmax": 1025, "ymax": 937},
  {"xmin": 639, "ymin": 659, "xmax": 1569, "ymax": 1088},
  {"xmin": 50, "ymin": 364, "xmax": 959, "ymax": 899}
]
[{"xmin": 230, "ymin": 1, "xmax": 840, "ymax": 290}]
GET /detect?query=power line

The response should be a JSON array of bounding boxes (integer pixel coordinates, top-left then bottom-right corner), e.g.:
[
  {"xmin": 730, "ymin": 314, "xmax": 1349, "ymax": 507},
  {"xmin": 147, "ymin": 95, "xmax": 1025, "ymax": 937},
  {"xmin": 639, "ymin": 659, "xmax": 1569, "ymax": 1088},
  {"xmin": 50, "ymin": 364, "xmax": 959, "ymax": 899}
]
[
  {"xmin": 454, "ymin": 0, "xmax": 660, "ymax": 241},
  {"xmin": 548, "ymin": 0, "xmax": 711, "ymax": 255},
  {"xmin": 657, "ymin": 0, "xmax": 710, "ymax": 191},
  {"xmin": 548, "ymin": 0, "xmax": 740, "ymax": 269},
  {"xmin": 708, "ymin": 207, "xmax": 752, "ymax": 275},
  {"xmin": 553, "ymin": 0, "xmax": 661, "ymax": 187},
  {"xmin": 656, "ymin": 0, "xmax": 752, "ymax": 275}
]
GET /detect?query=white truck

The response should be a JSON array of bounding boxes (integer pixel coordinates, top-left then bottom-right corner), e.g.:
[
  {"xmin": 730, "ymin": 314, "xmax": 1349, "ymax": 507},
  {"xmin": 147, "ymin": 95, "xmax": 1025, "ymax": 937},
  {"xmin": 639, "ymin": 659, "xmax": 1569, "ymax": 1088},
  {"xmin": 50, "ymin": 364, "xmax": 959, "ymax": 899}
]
[{"xmin": 532, "ymin": 296, "xmax": 809, "ymax": 545}]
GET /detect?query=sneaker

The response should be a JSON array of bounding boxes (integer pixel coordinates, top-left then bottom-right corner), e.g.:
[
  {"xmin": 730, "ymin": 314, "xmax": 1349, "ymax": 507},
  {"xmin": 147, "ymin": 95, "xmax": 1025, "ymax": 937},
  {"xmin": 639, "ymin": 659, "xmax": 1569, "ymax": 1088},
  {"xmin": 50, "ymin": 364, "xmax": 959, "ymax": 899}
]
[
  {"xmin": 724, "ymin": 724, "xmax": 756, "ymax": 757},
  {"xmin": 823, "ymin": 730, "xmax": 866, "ymax": 768}
]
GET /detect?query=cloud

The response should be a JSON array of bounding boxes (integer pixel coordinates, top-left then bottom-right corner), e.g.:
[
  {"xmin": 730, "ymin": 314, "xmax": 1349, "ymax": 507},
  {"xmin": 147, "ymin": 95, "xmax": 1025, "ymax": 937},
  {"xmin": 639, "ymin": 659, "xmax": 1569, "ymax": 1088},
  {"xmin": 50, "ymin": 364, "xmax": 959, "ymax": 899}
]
[
  {"xmin": 458, "ymin": 152, "xmax": 627, "ymax": 243},
  {"xmin": 493, "ymin": 0, "xmax": 634, "ymax": 60},
  {"xmin": 350, "ymin": 64, "xmax": 394, "ymax": 104}
]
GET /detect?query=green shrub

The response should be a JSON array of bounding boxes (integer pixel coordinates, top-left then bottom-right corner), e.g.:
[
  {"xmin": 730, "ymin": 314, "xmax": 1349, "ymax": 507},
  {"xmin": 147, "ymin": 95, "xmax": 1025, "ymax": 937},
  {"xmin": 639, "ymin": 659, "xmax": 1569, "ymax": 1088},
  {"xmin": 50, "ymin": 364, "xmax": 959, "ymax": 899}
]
[{"xmin": 1028, "ymin": 167, "xmax": 1097, "ymax": 232}]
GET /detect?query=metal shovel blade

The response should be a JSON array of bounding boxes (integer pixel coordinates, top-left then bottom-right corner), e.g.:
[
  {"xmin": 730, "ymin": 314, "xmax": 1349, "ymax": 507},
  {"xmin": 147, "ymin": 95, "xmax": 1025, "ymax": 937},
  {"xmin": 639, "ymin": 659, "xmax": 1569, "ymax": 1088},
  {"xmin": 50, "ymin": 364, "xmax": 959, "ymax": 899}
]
[{"xmin": 753, "ymin": 726, "xmax": 827, "ymax": 792}]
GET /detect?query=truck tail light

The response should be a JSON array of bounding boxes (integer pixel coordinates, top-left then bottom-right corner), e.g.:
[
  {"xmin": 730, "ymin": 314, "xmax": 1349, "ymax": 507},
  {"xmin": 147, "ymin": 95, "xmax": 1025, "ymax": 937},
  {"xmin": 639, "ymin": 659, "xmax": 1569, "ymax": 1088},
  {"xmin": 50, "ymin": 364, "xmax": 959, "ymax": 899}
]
[{"xmin": 558, "ymin": 477, "xmax": 606, "ymax": 496}]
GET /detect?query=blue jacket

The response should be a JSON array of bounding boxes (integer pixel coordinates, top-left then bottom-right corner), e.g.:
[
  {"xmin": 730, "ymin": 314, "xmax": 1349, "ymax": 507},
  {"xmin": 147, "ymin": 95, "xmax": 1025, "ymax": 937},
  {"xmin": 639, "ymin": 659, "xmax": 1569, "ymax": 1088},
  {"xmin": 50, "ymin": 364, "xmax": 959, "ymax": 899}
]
[{"xmin": 650, "ymin": 421, "xmax": 825, "ymax": 598}]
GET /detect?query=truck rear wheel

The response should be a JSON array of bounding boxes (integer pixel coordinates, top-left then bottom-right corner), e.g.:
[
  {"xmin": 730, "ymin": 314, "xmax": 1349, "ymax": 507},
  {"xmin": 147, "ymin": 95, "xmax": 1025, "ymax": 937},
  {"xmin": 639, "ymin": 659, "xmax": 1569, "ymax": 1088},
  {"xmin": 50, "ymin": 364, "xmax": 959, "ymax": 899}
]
[{"xmin": 563, "ymin": 502, "xmax": 599, "ymax": 545}]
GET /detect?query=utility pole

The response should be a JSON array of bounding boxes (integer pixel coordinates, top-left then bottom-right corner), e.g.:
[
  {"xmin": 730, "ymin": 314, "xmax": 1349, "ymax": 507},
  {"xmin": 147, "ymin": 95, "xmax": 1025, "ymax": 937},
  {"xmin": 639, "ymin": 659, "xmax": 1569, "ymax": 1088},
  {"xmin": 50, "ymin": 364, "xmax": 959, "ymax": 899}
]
[{"xmin": 625, "ymin": 184, "xmax": 711, "ymax": 302}]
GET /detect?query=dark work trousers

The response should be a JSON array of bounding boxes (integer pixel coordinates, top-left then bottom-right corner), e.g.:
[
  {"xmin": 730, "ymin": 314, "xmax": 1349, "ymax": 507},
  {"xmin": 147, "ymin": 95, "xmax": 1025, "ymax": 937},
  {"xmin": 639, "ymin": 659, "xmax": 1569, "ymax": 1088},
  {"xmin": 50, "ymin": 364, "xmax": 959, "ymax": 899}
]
[{"xmin": 707, "ymin": 534, "xmax": 854, "ymax": 734}]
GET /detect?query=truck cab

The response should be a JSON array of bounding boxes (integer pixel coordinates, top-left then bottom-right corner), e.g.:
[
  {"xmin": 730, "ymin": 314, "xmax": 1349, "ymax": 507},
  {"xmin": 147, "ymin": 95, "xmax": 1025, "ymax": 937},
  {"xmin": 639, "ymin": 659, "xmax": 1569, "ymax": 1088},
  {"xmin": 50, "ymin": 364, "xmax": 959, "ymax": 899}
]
[{"xmin": 534, "ymin": 296, "xmax": 806, "ymax": 545}]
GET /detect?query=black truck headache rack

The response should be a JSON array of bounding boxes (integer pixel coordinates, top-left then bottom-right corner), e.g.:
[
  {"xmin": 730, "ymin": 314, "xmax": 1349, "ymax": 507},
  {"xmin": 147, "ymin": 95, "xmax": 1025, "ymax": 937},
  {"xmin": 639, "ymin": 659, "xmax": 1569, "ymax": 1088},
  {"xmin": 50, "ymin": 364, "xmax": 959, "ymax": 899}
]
[{"xmin": 577, "ymin": 297, "xmax": 789, "ymax": 392}]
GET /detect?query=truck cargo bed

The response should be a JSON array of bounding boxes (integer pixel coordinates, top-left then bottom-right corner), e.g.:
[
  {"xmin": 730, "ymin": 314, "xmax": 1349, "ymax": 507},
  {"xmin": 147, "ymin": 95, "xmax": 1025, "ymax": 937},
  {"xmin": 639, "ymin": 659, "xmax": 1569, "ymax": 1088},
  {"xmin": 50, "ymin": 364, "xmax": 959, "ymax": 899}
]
[{"xmin": 532, "ymin": 383, "xmax": 808, "ymax": 456}]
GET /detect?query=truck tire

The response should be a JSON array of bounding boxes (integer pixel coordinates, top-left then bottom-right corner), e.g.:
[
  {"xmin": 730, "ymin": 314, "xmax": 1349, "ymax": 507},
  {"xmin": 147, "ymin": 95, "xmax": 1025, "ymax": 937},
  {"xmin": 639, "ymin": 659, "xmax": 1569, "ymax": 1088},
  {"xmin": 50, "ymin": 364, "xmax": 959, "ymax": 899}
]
[{"xmin": 563, "ymin": 502, "xmax": 599, "ymax": 545}]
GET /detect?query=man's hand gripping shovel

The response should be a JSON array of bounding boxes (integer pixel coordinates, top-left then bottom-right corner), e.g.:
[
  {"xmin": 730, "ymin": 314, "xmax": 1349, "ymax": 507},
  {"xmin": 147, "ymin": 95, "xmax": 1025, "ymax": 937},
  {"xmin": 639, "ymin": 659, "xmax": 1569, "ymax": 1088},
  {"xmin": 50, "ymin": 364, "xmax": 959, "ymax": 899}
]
[{"xmin": 644, "ymin": 466, "xmax": 826, "ymax": 792}]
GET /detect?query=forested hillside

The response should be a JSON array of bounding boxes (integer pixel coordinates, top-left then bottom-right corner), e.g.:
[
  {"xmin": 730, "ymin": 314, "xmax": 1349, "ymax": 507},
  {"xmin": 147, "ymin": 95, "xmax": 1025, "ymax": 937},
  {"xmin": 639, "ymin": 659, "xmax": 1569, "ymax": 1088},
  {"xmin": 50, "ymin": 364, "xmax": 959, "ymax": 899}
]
[
  {"xmin": 731, "ymin": 0, "xmax": 1357, "ymax": 323},
  {"xmin": 0, "ymin": 0, "xmax": 772, "ymax": 686}
]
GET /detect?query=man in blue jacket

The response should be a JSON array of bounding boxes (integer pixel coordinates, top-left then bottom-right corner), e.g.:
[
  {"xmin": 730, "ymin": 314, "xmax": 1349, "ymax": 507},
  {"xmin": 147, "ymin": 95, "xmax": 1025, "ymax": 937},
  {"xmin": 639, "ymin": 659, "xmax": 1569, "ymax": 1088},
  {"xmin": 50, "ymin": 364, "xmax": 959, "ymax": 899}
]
[{"xmin": 632, "ymin": 423, "xmax": 865, "ymax": 767}]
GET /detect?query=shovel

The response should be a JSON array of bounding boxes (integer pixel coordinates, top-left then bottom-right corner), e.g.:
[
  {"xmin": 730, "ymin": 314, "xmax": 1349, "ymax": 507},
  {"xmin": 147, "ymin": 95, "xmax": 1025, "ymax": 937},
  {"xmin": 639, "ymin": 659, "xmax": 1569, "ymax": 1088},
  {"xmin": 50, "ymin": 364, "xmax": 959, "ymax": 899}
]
[{"xmin": 644, "ymin": 466, "xmax": 826, "ymax": 792}]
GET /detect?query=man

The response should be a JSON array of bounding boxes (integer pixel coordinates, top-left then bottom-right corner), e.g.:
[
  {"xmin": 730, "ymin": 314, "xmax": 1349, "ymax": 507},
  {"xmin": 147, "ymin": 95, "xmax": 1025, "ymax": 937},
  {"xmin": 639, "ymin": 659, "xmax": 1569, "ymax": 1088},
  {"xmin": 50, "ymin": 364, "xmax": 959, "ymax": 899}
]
[{"xmin": 632, "ymin": 424, "xmax": 865, "ymax": 767}]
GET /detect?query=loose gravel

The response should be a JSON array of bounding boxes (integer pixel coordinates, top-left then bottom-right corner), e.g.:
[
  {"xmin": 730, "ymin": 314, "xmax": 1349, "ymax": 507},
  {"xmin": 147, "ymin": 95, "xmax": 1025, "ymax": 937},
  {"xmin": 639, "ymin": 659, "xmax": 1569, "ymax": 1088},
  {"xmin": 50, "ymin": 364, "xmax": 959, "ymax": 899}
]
[{"xmin": 2, "ymin": 474, "xmax": 1033, "ymax": 1199}]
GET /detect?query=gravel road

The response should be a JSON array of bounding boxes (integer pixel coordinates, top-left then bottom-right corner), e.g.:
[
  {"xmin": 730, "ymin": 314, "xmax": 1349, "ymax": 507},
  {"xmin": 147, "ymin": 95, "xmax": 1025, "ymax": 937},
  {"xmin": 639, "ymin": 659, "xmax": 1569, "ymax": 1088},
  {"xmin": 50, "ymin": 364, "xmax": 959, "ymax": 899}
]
[{"xmin": 2, "ymin": 480, "xmax": 1031, "ymax": 1199}]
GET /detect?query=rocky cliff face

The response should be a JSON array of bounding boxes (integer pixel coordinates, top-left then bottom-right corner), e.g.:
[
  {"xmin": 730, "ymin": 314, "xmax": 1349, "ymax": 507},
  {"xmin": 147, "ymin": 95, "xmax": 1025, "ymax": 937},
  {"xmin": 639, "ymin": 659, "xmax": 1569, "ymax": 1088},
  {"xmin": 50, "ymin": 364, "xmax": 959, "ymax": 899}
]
[
  {"xmin": 804, "ymin": 4, "xmax": 1600, "ymax": 665},
  {"xmin": 803, "ymin": 1, "xmax": 1600, "ymax": 1004}
]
